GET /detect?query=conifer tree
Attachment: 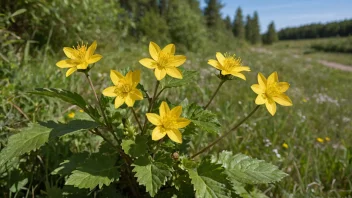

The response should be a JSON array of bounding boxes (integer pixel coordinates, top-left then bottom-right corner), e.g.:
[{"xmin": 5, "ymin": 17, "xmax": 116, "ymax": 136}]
[
  {"xmin": 251, "ymin": 11, "xmax": 261, "ymax": 44},
  {"xmin": 233, "ymin": 7, "xmax": 245, "ymax": 39},
  {"xmin": 224, "ymin": 15, "xmax": 232, "ymax": 31},
  {"xmin": 263, "ymin": 21, "xmax": 278, "ymax": 44},
  {"xmin": 204, "ymin": 0, "xmax": 223, "ymax": 28},
  {"xmin": 245, "ymin": 15, "xmax": 252, "ymax": 41}
]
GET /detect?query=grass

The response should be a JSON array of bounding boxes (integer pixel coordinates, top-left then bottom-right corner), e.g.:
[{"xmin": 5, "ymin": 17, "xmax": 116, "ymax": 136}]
[{"xmin": 2, "ymin": 38, "xmax": 352, "ymax": 197}]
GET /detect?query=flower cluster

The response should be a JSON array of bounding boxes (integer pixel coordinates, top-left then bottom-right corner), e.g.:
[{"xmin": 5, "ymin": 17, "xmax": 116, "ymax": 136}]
[{"xmin": 56, "ymin": 41, "xmax": 293, "ymax": 144}]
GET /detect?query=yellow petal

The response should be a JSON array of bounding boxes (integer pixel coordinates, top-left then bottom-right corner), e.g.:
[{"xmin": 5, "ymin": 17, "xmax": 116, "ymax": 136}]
[
  {"xmin": 268, "ymin": 72, "xmax": 278, "ymax": 84},
  {"xmin": 154, "ymin": 68, "xmax": 167, "ymax": 81},
  {"xmin": 265, "ymin": 99, "xmax": 277, "ymax": 116},
  {"xmin": 63, "ymin": 47, "xmax": 79, "ymax": 59},
  {"xmin": 152, "ymin": 126, "xmax": 166, "ymax": 141},
  {"xmin": 85, "ymin": 40, "xmax": 97, "ymax": 59},
  {"xmin": 129, "ymin": 89, "xmax": 143, "ymax": 100},
  {"xmin": 77, "ymin": 62, "xmax": 88, "ymax": 69},
  {"xmin": 255, "ymin": 95, "xmax": 266, "ymax": 105},
  {"xmin": 115, "ymin": 96, "xmax": 125, "ymax": 108},
  {"xmin": 221, "ymin": 70, "xmax": 231, "ymax": 75},
  {"xmin": 170, "ymin": 106, "xmax": 182, "ymax": 118},
  {"xmin": 278, "ymin": 82, "xmax": 290, "ymax": 92},
  {"xmin": 159, "ymin": 101, "xmax": 170, "ymax": 118},
  {"xmin": 87, "ymin": 54, "xmax": 102, "ymax": 64},
  {"xmin": 66, "ymin": 67, "xmax": 77, "ymax": 77},
  {"xmin": 273, "ymin": 94, "xmax": 293, "ymax": 106},
  {"xmin": 171, "ymin": 55, "xmax": 186, "ymax": 67},
  {"xmin": 166, "ymin": 129, "xmax": 182, "ymax": 143},
  {"xmin": 125, "ymin": 71, "xmax": 133, "ymax": 84},
  {"xmin": 125, "ymin": 94, "xmax": 135, "ymax": 107},
  {"xmin": 139, "ymin": 58, "xmax": 157, "ymax": 69},
  {"xmin": 230, "ymin": 72, "xmax": 246, "ymax": 80},
  {"xmin": 232, "ymin": 66, "xmax": 251, "ymax": 72},
  {"xmin": 146, "ymin": 113, "xmax": 162, "ymax": 125},
  {"xmin": 162, "ymin": 44, "xmax": 175, "ymax": 55},
  {"xmin": 175, "ymin": 118, "xmax": 191, "ymax": 128},
  {"xmin": 216, "ymin": 52, "xmax": 225, "ymax": 65},
  {"xmin": 258, "ymin": 73, "xmax": 267, "ymax": 89},
  {"xmin": 102, "ymin": 86, "xmax": 117, "ymax": 97},
  {"xmin": 132, "ymin": 70, "xmax": 141, "ymax": 86},
  {"xmin": 149, "ymin": 42, "xmax": 161, "ymax": 61},
  {"xmin": 166, "ymin": 67, "xmax": 182, "ymax": 79},
  {"xmin": 208, "ymin": 59, "xmax": 221, "ymax": 69},
  {"xmin": 110, "ymin": 70, "xmax": 124, "ymax": 85},
  {"xmin": 56, "ymin": 59, "xmax": 76, "ymax": 68},
  {"xmin": 251, "ymin": 84, "xmax": 264, "ymax": 94}
]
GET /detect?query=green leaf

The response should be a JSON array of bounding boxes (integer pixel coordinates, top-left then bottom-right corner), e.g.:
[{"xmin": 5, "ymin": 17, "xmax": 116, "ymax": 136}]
[
  {"xmin": 121, "ymin": 135, "xmax": 148, "ymax": 158},
  {"xmin": 212, "ymin": 151, "xmax": 288, "ymax": 184},
  {"xmin": 52, "ymin": 153, "xmax": 89, "ymax": 175},
  {"xmin": 183, "ymin": 103, "xmax": 220, "ymax": 135},
  {"xmin": 160, "ymin": 70, "xmax": 198, "ymax": 89},
  {"xmin": 132, "ymin": 155, "xmax": 172, "ymax": 197},
  {"xmin": 65, "ymin": 154, "xmax": 119, "ymax": 190},
  {"xmin": 11, "ymin": 9, "xmax": 27, "ymax": 17},
  {"xmin": 0, "ymin": 120, "xmax": 99, "ymax": 167},
  {"xmin": 186, "ymin": 160, "xmax": 231, "ymax": 198},
  {"xmin": 30, "ymin": 88, "xmax": 100, "ymax": 122}
]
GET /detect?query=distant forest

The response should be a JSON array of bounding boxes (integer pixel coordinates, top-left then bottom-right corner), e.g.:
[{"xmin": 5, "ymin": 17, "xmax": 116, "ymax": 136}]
[{"xmin": 278, "ymin": 19, "xmax": 352, "ymax": 40}]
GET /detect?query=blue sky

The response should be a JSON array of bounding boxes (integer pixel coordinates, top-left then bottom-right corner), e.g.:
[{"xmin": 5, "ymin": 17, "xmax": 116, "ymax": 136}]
[{"xmin": 200, "ymin": 0, "xmax": 352, "ymax": 32}]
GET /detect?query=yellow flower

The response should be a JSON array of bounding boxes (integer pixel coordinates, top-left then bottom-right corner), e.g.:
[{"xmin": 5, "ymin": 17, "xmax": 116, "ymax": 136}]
[
  {"xmin": 102, "ymin": 70, "xmax": 143, "ymax": 109},
  {"xmin": 208, "ymin": 52, "xmax": 250, "ymax": 80},
  {"xmin": 251, "ymin": 72, "xmax": 293, "ymax": 116},
  {"xmin": 325, "ymin": 137, "xmax": 330, "ymax": 142},
  {"xmin": 146, "ymin": 102, "xmax": 191, "ymax": 144},
  {"xmin": 56, "ymin": 41, "xmax": 103, "ymax": 77},
  {"xmin": 79, "ymin": 109, "xmax": 84, "ymax": 113},
  {"xmin": 316, "ymin": 137, "xmax": 324, "ymax": 143},
  {"xmin": 68, "ymin": 112, "xmax": 75, "ymax": 118},
  {"xmin": 282, "ymin": 143, "xmax": 288, "ymax": 149},
  {"xmin": 139, "ymin": 42, "xmax": 186, "ymax": 81}
]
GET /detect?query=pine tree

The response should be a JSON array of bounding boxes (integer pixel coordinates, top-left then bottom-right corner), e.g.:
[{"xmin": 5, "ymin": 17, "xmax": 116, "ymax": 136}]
[
  {"xmin": 233, "ymin": 7, "xmax": 245, "ymax": 40},
  {"xmin": 263, "ymin": 21, "xmax": 278, "ymax": 44},
  {"xmin": 204, "ymin": 0, "xmax": 223, "ymax": 28},
  {"xmin": 251, "ymin": 11, "xmax": 261, "ymax": 44},
  {"xmin": 224, "ymin": 15, "xmax": 232, "ymax": 31},
  {"xmin": 245, "ymin": 15, "xmax": 252, "ymax": 41}
]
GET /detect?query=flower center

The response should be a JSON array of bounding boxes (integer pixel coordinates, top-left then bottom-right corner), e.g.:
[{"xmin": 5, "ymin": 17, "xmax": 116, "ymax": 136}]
[
  {"xmin": 114, "ymin": 83, "xmax": 132, "ymax": 98},
  {"xmin": 264, "ymin": 83, "xmax": 280, "ymax": 99},
  {"xmin": 223, "ymin": 54, "xmax": 242, "ymax": 71},
  {"xmin": 161, "ymin": 116, "xmax": 177, "ymax": 129},
  {"xmin": 73, "ymin": 42, "xmax": 88, "ymax": 60},
  {"xmin": 157, "ymin": 51, "xmax": 172, "ymax": 69}
]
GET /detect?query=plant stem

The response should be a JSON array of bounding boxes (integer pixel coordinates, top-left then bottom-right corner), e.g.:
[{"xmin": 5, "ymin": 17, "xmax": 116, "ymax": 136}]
[
  {"xmin": 191, "ymin": 105, "xmax": 260, "ymax": 159},
  {"xmin": 204, "ymin": 79, "xmax": 226, "ymax": 109},
  {"xmin": 142, "ymin": 80, "xmax": 160, "ymax": 134},
  {"xmin": 131, "ymin": 107, "xmax": 143, "ymax": 132}
]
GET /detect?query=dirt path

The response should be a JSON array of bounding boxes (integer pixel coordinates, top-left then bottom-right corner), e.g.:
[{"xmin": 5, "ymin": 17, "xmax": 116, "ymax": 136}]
[{"xmin": 318, "ymin": 60, "xmax": 352, "ymax": 72}]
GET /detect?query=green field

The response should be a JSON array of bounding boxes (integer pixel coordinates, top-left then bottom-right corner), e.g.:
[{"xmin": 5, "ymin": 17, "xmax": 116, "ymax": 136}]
[{"xmin": 2, "ymin": 35, "xmax": 352, "ymax": 197}]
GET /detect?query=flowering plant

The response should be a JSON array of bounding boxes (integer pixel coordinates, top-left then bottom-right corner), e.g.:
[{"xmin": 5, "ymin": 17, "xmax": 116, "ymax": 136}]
[{"xmin": 0, "ymin": 41, "xmax": 292, "ymax": 197}]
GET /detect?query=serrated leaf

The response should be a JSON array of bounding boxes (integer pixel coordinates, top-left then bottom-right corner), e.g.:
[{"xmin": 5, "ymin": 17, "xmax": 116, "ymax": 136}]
[
  {"xmin": 0, "ymin": 120, "xmax": 99, "ymax": 167},
  {"xmin": 212, "ymin": 151, "xmax": 288, "ymax": 184},
  {"xmin": 52, "ymin": 152, "xmax": 89, "ymax": 175},
  {"xmin": 132, "ymin": 155, "xmax": 172, "ymax": 197},
  {"xmin": 30, "ymin": 88, "xmax": 100, "ymax": 122},
  {"xmin": 160, "ymin": 70, "xmax": 198, "ymax": 89},
  {"xmin": 121, "ymin": 135, "xmax": 148, "ymax": 158},
  {"xmin": 186, "ymin": 160, "xmax": 231, "ymax": 198},
  {"xmin": 65, "ymin": 154, "xmax": 119, "ymax": 190},
  {"xmin": 183, "ymin": 103, "xmax": 220, "ymax": 135}
]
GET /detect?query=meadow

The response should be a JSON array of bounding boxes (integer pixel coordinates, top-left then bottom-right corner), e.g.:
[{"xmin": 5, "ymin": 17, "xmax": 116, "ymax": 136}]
[{"xmin": 1, "ymin": 35, "xmax": 352, "ymax": 197}]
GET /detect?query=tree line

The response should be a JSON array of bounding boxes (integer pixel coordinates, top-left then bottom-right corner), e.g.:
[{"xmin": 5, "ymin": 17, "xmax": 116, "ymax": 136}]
[{"xmin": 278, "ymin": 19, "xmax": 352, "ymax": 40}]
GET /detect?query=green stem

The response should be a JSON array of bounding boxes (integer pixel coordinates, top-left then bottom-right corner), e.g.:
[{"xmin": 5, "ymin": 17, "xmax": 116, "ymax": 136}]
[
  {"xmin": 204, "ymin": 79, "xmax": 226, "ymax": 109},
  {"xmin": 131, "ymin": 107, "xmax": 143, "ymax": 132},
  {"xmin": 142, "ymin": 80, "xmax": 160, "ymax": 134},
  {"xmin": 191, "ymin": 105, "xmax": 260, "ymax": 159}
]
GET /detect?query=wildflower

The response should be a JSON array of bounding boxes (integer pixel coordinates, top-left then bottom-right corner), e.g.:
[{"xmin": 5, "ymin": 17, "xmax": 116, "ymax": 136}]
[
  {"xmin": 102, "ymin": 70, "xmax": 143, "ymax": 108},
  {"xmin": 251, "ymin": 72, "xmax": 293, "ymax": 116},
  {"xmin": 282, "ymin": 143, "xmax": 289, "ymax": 149},
  {"xmin": 316, "ymin": 137, "xmax": 324, "ymax": 143},
  {"xmin": 56, "ymin": 41, "xmax": 102, "ymax": 77},
  {"xmin": 139, "ymin": 42, "xmax": 186, "ymax": 80},
  {"xmin": 208, "ymin": 52, "xmax": 250, "ymax": 80},
  {"xmin": 68, "ymin": 112, "xmax": 75, "ymax": 118},
  {"xmin": 146, "ymin": 102, "xmax": 191, "ymax": 143},
  {"xmin": 325, "ymin": 137, "xmax": 330, "ymax": 142},
  {"xmin": 79, "ymin": 109, "xmax": 84, "ymax": 113}
]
